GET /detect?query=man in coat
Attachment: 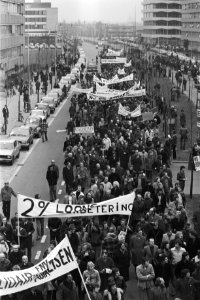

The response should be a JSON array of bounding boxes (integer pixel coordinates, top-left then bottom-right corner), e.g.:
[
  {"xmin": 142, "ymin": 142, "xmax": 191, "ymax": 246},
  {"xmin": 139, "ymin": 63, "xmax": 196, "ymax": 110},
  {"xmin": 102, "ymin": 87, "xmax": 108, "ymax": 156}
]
[{"xmin": 46, "ymin": 160, "xmax": 59, "ymax": 202}]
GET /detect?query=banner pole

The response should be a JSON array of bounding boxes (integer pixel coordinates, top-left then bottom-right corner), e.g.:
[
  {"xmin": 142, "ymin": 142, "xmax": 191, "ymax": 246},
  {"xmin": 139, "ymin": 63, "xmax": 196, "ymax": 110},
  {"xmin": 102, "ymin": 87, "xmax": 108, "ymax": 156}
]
[
  {"xmin": 125, "ymin": 191, "xmax": 135, "ymax": 236},
  {"xmin": 77, "ymin": 266, "xmax": 92, "ymax": 300},
  {"xmin": 17, "ymin": 194, "xmax": 20, "ymax": 246}
]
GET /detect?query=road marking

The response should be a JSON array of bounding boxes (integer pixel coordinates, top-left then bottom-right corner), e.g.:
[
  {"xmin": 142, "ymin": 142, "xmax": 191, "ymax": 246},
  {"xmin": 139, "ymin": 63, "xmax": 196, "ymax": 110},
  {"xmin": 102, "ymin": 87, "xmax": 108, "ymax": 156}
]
[
  {"xmin": 9, "ymin": 95, "xmax": 70, "ymax": 185},
  {"xmin": 41, "ymin": 235, "xmax": 47, "ymax": 243},
  {"xmin": 35, "ymin": 250, "xmax": 41, "ymax": 260},
  {"xmin": 55, "ymin": 198, "xmax": 59, "ymax": 203},
  {"xmin": 58, "ymin": 189, "xmax": 62, "ymax": 195},
  {"xmin": 61, "ymin": 181, "xmax": 65, "ymax": 186}
]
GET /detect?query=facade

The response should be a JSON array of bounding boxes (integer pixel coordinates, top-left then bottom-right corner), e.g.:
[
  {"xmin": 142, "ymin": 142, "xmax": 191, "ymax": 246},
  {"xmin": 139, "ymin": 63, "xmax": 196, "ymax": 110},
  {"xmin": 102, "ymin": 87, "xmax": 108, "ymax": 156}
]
[
  {"xmin": 0, "ymin": 0, "xmax": 25, "ymax": 75},
  {"xmin": 105, "ymin": 24, "xmax": 136, "ymax": 39},
  {"xmin": 25, "ymin": 0, "xmax": 58, "ymax": 38},
  {"xmin": 142, "ymin": 0, "xmax": 182, "ymax": 47},
  {"xmin": 181, "ymin": 1, "xmax": 200, "ymax": 59}
]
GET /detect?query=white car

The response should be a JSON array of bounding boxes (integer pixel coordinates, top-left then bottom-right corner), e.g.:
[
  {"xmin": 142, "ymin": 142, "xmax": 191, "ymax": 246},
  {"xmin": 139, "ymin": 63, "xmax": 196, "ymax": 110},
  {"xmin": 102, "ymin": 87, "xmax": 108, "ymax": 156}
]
[
  {"xmin": 47, "ymin": 92, "xmax": 60, "ymax": 106},
  {"xmin": 41, "ymin": 96, "xmax": 56, "ymax": 113},
  {"xmin": 50, "ymin": 44, "xmax": 55, "ymax": 49},
  {"xmin": 0, "ymin": 136, "xmax": 21, "ymax": 165},
  {"xmin": 35, "ymin": 102, "xmax": 50, "ymax": 118},
  {"xmin": 31, "ymin": 109, "xmax": 46, "ymax": 119}
]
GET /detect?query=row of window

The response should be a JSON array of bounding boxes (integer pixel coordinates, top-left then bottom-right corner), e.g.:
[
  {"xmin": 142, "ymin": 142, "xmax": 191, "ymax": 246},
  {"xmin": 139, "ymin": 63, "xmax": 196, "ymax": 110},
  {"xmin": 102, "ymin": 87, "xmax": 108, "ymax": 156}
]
[
  {"xmin": 182, "ymin": 3, "xmax": 200, "ymax": 10},
  {"xmin": 25, "ymin": 10, "xmax": 46, "ymax": 15},
  {"xmin": 144, "ymin": 12, "xmax": 181, "ymax": 18},
  {"xmin": 182, "ymin": 12, "xmax": 200, "ymax": 19},
  {"xmin": 144, "ymin": 29, "xmax": 181, "ymax": 35},
  {"xmin": 0, "ymin": 1, "xmax": 23, "ymax": 14},
  {"xmin": 182, "ymin": 23, "xmax": 200, "ymax": 28},
  {"xmin": 0, "ymin": 25, "xmax": 23, "ymax": 35},
  {"xmin": 25, "ymin": 25, "xmax": 44, "ymax": 29},
  {"xmin": 144, "ymin": 4, "xmax": 181, "ymax": 10},
  {"xmin": 144, "ymin": 20, "xmax": 181, "ymax": 26},
  {"xmin": 25, "ymin": 18, "xmax": 46, "ymax": 23},
  {"xmin": 0, "ymin": 46, "xmax": 22, "ymax": 60}
]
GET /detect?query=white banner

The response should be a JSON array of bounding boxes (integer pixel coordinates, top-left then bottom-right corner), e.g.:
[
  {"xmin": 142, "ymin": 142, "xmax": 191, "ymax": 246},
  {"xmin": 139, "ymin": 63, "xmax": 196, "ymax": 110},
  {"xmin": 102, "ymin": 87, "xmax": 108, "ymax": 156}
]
[
  {"xmin": 118, "ymin": 104, "xmax": 141, "ymax": 117},
  {"xmin": 0, "ymin": 236, "xmax": 78, "ymax": 296},
  {"xmin": 18, "ymin": 193, "xmax": 135, "ymax": 218},
  {"xmin": 193, "ymin": 156, "xmax": 200, "ymax": 171},
  {"xmin": 87, "ymin": 88, "xmax": 145, "ymax": 101},
  {"xmin": 74, "ymin": 126, "xmax": 94, "ymax": 134},
  {"xmin": 71, "ymin": 86, "xmax": 93, "ymax": 94},
  {"xmin": 101, "ymin": 57, "xmax": 127, "ymax": 64},
  {"xmin": 106, "ymin": 48, "xmax": 123, "ymax": 57}
]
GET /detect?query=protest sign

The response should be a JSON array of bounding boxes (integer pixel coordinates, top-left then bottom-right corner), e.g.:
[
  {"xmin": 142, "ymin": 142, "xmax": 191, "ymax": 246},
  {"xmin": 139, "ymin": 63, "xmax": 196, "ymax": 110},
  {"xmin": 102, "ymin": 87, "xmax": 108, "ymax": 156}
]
[
  {"xmin": 101, "ymin": 57, "xmax": 127, "ymax": 64},
  {"xmin": 18, "ymin": 193, "xmax": 135, "ymax": 218},
  {"xmin": 118, "ymin": 104, "xmax": 141, "ymax": 118},
  {"xmin": 193, "ymin": 156, "xmax": 200, "ymax": 171},
  {"xmin": 74, "ymin": 126, "xmax": 94, "ymax": 134},
  {"xmin": 0, "ymin": 236, "xmax": 78, "ymax": 296}
]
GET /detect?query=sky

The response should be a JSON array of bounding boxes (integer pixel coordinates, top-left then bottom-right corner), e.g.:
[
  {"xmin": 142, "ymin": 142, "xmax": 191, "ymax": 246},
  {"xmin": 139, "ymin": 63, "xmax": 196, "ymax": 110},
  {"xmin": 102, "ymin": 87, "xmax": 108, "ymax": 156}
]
[{"xmin": 28, "ymin": 0, "xmax": 143, "ymax": 24}]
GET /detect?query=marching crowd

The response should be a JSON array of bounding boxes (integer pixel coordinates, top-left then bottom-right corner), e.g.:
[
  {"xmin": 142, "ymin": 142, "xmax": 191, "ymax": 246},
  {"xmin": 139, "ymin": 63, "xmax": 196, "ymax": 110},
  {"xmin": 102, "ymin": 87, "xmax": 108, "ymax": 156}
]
[{"xmin": 0, "ymin": 46, "xmax": 200, "ymax": 300}]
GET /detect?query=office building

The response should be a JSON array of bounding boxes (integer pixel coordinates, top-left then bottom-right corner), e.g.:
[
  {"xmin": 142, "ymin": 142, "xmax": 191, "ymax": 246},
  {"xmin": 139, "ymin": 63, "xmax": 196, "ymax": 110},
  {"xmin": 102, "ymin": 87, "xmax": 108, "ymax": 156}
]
[
  {"xmin": 0, "ymin": 0, "xmax": 25, "ymax": 76},
  {"xmin": 142, "ymin": 0, "xmax": 182, "ymax": 47},
  {"xmin": 25, "ymin": 0, "xmax": 58, "ymax": 40},
  {"xmin": 181, "ymin": 1, "xmax": 200, "ymax": 59}
]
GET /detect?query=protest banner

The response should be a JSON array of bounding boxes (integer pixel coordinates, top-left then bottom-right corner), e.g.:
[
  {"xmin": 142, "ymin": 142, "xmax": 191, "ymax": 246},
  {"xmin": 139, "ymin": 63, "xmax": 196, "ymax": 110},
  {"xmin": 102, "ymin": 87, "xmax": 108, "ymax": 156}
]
[
  {"xmin": 71, "ymin": 86, "xmax": 93, "ymax": 94},
  {"xmin": 193, "ymin": 156, "xmax": 200, "ymax": 171},
  {"xmin": 18, "ymin": 193, "xmax": 135, "ymax": 218},
  {"xmin": 74, "ymin": 126, "xmax": 94, "ymax": 134},
  {"xmin": 0, "ymin": 236, "xmax": 78, "ymax": 296},
  {"xmin": 101, "ymin": 57, "xmax": 127, "ymax": 64},
  {"xmin": 118, "ymin": 104, "xmax": 141, "ymax": 118}
]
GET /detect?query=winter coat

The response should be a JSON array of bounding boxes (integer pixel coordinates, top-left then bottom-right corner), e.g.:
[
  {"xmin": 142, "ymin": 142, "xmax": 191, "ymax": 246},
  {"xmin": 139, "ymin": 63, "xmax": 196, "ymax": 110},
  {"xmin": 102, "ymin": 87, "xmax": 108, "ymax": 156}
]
[
  {"xmin": 130, "ymin": 234, "xmax": 146, "ymax": 266},
  {"xmin": 56, "ymin": 280, "xmax": 78, "ymax": 300},
  {"xmin": 136, "ymin": 263, "xmax": 155, "ymax": 290}
]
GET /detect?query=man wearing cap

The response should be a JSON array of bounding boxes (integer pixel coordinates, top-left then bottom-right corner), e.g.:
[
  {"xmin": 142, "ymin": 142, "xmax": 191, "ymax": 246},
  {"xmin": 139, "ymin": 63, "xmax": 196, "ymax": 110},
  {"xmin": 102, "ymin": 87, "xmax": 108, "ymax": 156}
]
[
  {"xmin": 1, "ymin": 182, "xmax": 17, "ymax": 220},
  {"xmin": 46, "ymin": 160, "xmax": 59, "ymax": 202}
]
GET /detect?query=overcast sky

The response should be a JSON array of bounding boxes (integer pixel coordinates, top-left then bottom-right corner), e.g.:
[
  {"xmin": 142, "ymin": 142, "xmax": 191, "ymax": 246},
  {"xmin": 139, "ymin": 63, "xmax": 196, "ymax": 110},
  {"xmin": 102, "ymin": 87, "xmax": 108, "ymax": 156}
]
[{"xmin": 28, "ymin": 0, "xmax": 143, "ymax": 23}]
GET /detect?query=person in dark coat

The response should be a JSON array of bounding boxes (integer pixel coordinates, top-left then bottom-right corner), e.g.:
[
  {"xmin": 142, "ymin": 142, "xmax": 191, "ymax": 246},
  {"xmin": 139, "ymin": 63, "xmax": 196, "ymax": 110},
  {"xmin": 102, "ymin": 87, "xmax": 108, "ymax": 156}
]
[
  {"xmin": 130, "ymin": 228, "xmax": 146, "ymax": 269},
  {"xmin": 175, "ymin": 269, "xmax": 200, "ymax": 300},
  {"xmin": 175, "ymin": 252, "xmax": 195, "ymax": 279},
  {"xmin": 48, "ymin": 218, "xmax": 62, "ymax": 244},
  {"xmin": 113, "ymin": 242, "xmax": 131, "ymax": 281},
  {"xmin": 56, "ymin": 273, "xmax": 78, "ymax": 300},
  {"xmin": 46, "ymin": 160, "xmax": 59, "ymax": 202},
  {"xmin": 95, "ymin": 249, "xmax": 115, "ymax": 292},
  {"xmin": 22, "ymin": 287, "xmax": 44, "ymax": 300},
  {"xmin": 63, "ymin": 162, "xmax": 74, "ymax": 194},
  {"xmin": 8, "ymin": 244, "xmax": 23, "ymax": 267}
]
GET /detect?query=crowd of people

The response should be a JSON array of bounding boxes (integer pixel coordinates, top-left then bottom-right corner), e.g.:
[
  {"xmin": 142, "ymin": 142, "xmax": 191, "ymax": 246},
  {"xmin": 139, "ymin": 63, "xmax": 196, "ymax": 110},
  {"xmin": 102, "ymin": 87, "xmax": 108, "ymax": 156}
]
[{"xmin": 0, "ymin": 44, "xmax": 200, "ymax": 300}]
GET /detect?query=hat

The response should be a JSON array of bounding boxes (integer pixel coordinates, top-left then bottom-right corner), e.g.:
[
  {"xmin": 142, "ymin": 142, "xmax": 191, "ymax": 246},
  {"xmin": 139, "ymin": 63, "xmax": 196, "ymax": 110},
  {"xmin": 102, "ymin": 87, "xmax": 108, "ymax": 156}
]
[
  {"xmin": 12, "ymin": 245, "xmax": 19, "ymax": 249},
  {"xmin": 51, "ymin": 160, "xmax": 55, "ymax": 163}
]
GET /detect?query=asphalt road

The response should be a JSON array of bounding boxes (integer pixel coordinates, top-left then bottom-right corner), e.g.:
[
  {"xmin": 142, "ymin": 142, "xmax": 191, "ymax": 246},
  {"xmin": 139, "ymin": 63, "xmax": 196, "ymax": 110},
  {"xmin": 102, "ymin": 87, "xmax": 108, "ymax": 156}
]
[{"xmin": 4, "ymin": 42, "xmax": 139, "ymax": 299}]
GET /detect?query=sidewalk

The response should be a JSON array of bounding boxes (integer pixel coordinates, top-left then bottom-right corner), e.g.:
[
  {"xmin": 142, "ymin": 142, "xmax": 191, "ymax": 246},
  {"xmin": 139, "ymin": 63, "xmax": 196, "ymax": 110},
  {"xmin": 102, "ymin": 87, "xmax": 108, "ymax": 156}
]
[{"xmin": 0, "ymin": 78, "xmax": 54, "ymax": 134}]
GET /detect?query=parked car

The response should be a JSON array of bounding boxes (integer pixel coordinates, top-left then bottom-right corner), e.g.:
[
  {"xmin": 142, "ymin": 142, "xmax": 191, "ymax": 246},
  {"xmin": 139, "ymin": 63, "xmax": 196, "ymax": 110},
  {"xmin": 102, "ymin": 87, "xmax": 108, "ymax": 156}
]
[
  {"xmin": 50, "ymin": 44, "xmax": 55, "ymax": 49},
  {"xmin": 24, "ymin": 115, "xmax": 42, "ymax": 138},
  {"xmin": 41, "ymin": 96, "xmax": 56, "ymax": 113},
  {"xmin": 9, "ymin": 126, "xmax": 34, "ymax": 150},
  {"xmin": 31, "ymin": 109, "xmax": 46, "ymax": 119},
  {"xmin": 47, "ymin": 91, "xmax": 60, "ymax": 106},
  {"xmin": 0, "ymin": 136, "xmax": 21, "ymax": 165},
  {"xmin": 35, "ymin": 102, "xmax": 50, "ymax": 118}
]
